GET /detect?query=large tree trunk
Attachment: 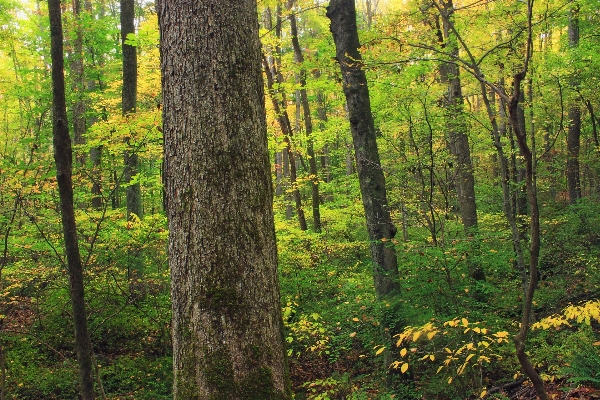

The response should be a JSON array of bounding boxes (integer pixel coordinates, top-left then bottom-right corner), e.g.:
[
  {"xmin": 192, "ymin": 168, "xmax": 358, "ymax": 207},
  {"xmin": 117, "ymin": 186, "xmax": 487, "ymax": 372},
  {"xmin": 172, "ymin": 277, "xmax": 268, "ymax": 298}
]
[
  {"xmin": 288, "ymin": 4, "xmax": 322, "ymax": 232},
  {"xmin": 566, "ymin": 5, "xmax": 581, "ymax": 204},
  {"xmin": 121, "ymin": 0, "xmax": 142, "ymax": 219},
  {"xmin": 157, "ymin": 0, "xmax": 291, "ymax": 398},
  {"xmin": 48, "ymin": 0, "xmax": 95, "ymax": 398}
]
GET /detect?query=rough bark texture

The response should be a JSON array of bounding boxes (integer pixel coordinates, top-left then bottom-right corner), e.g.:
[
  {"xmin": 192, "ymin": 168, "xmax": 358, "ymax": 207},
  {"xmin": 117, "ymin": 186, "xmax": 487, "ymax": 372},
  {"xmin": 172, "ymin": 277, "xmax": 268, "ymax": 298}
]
[
  {"xmin": 567, "ymin": 5, "xmax": 581, "ymax": 204},
  {"xmin": 121, "ymin": 0, "xmax": 142, "ymax": 219},
  {"xmin": 48, "ymin": 0, "xmax": 95, "ymax": 398},
  {"xmin": 327, "ymin": 0, "xmax": 400, "ymax": 301},
  {"xmin": 157, "ymin": 1, "xmax": 291, "ymax": 398},
  {"xmin": 289, "ymin": 6, "xmax": 322, "ymax": 232}
]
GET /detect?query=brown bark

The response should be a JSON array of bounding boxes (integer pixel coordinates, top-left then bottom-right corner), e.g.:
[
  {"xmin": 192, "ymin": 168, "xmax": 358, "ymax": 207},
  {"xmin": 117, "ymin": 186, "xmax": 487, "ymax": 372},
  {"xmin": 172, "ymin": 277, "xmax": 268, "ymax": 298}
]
[
  {"xmin": 48, "ymin": 0, "xmax": 95, "ymax": 398},
  {"xmin": 158, "ymin": 0, "xmax": 291, "ymax": 398}
]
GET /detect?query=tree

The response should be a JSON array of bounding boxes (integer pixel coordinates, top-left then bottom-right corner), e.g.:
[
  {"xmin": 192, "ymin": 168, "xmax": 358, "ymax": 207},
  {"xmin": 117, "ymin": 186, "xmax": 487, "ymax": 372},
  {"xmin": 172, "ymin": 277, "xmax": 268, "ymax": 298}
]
[
  {"xmin": 327, "ymin": 0, "xmax": 401, "ymax": 370},
  {"xmin": 566, "ymin": 4, "xmax": 581, "ymax": 204},
  {"xmin": 157, "ymin": 0, "xmax": 292, "ymax": 398},
  {"xmin": 288, "ymin": 0, "xmax": 322, "ymax": 232},
  {"xmin": 48, "ymin": 0, "xmax": 95, "ymax": 397},
  {"xmin": 121, "ymin": 0, "xmax": 142, "ymax": 219}
]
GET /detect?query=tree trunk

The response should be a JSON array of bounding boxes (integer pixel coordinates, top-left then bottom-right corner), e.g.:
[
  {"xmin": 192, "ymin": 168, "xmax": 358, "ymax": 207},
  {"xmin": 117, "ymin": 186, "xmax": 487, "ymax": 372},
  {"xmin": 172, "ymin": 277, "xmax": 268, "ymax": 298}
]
[
  {"xmin": 288, "ymin": 5, "xmax": 322, "ymax": 232},
  {"xmin": 157, "ymin": 0, "xmax": 291, "ymax": 398},
  {"xmin": 327, "ymin": 0, "xmax": 400, "ymax": 302},
  {"xmin": 567, "ymin": 5, "xmax": 581, "ymax": 204},
  {"xmin": 121, "ymin": 0, "xmax": 142, "ymax": 219},
  {"xmin": 439, "ymin": 2, "xmax": 478, "ymax": 233},
  {"xmin": 262, "ymin": 55, "xmax": 307, "ymax": 231},
  {"xmin": 70, "ymin": 0, "xmax": 86, "ymax": 166},
  {"xmin": 48, "ymin": 0, "xmax": 95, "ymax": 398}
]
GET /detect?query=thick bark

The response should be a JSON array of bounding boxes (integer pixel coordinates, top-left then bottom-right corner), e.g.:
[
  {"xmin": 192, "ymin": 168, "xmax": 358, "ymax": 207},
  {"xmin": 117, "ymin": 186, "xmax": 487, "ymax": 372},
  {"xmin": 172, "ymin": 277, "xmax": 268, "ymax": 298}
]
[
  {"xmin": 158, "ymin": 0, "xmax": 291, "ymax": 398},
  {"xmin": 566, "ymin": 5, "xmax": 581, "ymax": 204},
  {"xmin": 121, "ymin": 0, "xmax": 142, "ymax": 219},
  {"xmin": 48, "ymin": 0, "xmax": 95, "ymax": 398},
  {"xmin": 327, "ymin": 0, "xmax": 400, "ymax": 301},
  {"xmin": 289, "ymin": 6, "xmax": 321, "ymax": 232}
]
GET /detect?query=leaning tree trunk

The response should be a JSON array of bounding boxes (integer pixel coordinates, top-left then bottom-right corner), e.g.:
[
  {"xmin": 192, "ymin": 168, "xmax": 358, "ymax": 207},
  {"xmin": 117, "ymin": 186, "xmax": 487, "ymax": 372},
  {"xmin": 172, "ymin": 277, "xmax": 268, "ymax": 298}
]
[
  {"xmin": 48, "ymin": 0, "xmax": 95, "ymax": 398},
  {"xmin": 121, "ymin": 0, "xmax": 142, "ymax": 220},
  {"xmin": 327, "ymin": 0, "xmax": 400, "ymax": 301},
  {"xmin": 157, "ymin": 0, "xmax": 292, "ymax": 398},
  {"xmin": 327, "ymin": 1, "xmax": 400, "ymax": 372}
]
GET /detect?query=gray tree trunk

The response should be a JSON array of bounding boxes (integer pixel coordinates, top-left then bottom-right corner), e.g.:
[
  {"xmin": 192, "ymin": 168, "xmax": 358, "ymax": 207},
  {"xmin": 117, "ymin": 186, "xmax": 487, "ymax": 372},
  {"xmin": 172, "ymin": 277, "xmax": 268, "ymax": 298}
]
[
  {"xmin": 121, "ymin": 0, "xmax": 142, "ymax": 219},
  {"xmin": 439, "ymin": 1, "xmax": 478, "ymax": 234},
  {"xmin": 157, "ymin": 0, "xmax": 291, "ymax": 398},
  {"xmin": 289, "ymin": 5, "xmax": 321, "ymax": 232},
  {"xmin": 327, "ymin": 0, "xmax": 400, "ymax": 304},
  {"xmin": 48, "ymin": 0, "xmax": 95, "ymax": 397},
  {"xmin": 567, "ymin": 5, "xmax": 582, "ymax": 204}
]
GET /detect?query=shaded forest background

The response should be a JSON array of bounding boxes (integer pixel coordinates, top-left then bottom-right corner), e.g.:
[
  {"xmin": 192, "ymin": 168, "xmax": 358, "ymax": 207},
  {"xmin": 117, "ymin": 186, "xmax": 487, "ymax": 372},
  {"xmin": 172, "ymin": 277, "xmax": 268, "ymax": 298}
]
[{"xmin": 1, "ymin": 0, "xmax": 600, "ymax": 398}]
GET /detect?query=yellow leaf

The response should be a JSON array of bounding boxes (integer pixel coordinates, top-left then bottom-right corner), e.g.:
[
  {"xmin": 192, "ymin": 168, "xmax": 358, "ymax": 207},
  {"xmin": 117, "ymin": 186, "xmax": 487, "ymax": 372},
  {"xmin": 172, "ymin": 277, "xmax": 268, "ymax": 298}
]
[
  {"xmin": 448, "ymin": 377, "xmax": 453, "ymax": 384},
  {"xmin": 494, "ymin": 331, "xmax": 509, "ymax": 338},
  {"xmin": 349, "ymin": 332, "xmax": 357, "ymax": 338},
  {"xmin": 436, "ymin": 365, "xmax": 444, "ymax": 374},
  {"xmin": 464, "ymin": 328, "xmax": 470, "ymax": 334},
  {"xmin": 400, "ymin": 348, "xmax": 408, "ymax": 357},
  {"xmin": 445, "ymin": 347, "xmax": 452, "ymax": 353},
  {"xmin": 429, "ymin": 354, "xmax": 435, "ymax": 361},
  {"xmin": 413, "ymin": 331, "xmax": 422, "ymax": 341},
  {"xmin": 480, "ymin": 389, "xmax": 487, "ymax": 398},
  {"xmin": 465, "ymin": 353, "xmax": 475, "ymax": 363},
  {"xmin": 427, "ymin": 331, "xmax": 437, "ymax": 340},
  {"xmin": 401, "ymin": 363, "xmax": 409, "ymax": 374},
  {"xmin": 466, "ymin": 343, "xmax": 474, "ymax": 350},
  {"xmin": 375, "ymin": 347, "xmax": 385, "ymax": 356},
  {"xmin": 352, "ymin": 317, "xmax": 359, "ymax": 322},
  {"xmin": 461, "ymin": 318, "xmax": 468, "ymax": 327},
  {"xmin": 473, "ymin": 327, "xmax": 481, "ymax": 333}
]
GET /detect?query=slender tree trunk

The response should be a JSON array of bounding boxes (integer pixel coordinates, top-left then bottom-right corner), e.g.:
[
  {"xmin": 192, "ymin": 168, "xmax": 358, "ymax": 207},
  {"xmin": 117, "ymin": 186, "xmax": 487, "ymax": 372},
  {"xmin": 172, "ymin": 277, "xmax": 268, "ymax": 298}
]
[
  {"xmin": 567, "ymin": 5, "xmax": 582, "ymax": 204},
  {"xmin": 262, "ymin": 56, "xmax": 307, "ymax": 231},
  {"xmin": 121, "ymin": 0, "xmax": 142, "ymax": 219},
  {"xmin": 288, "ymin": 4, "xmax": 321, "ymax": 232},
  {"xmin": 327, "ymin": 0, "xmax": 400, "ymax": 355},
  {"xmin": 48, "ymin": 1, "xmax": 95, "ymax": 397},
  {"xmin": 70, "ymin": 0, "xmax": 86, "ymax": 166},
  {"xmin": 158, "ymin": 0, "xmax": 291, "ymax": 397}
]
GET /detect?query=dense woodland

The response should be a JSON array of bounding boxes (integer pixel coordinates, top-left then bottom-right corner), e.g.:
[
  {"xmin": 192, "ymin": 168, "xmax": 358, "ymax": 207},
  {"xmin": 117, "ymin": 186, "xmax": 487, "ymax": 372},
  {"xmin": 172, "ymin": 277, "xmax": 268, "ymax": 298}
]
[{"xmin": 1, "ymin": 0, "xmax": 600, "ymax": 398}]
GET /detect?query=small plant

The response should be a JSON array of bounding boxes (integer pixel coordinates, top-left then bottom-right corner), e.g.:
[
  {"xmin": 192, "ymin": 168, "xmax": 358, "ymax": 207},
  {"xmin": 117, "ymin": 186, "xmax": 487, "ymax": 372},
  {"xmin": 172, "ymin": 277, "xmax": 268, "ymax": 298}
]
[{"xmin": 386, "ymin": 317, "xmax": 513, "ymax": 398}]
